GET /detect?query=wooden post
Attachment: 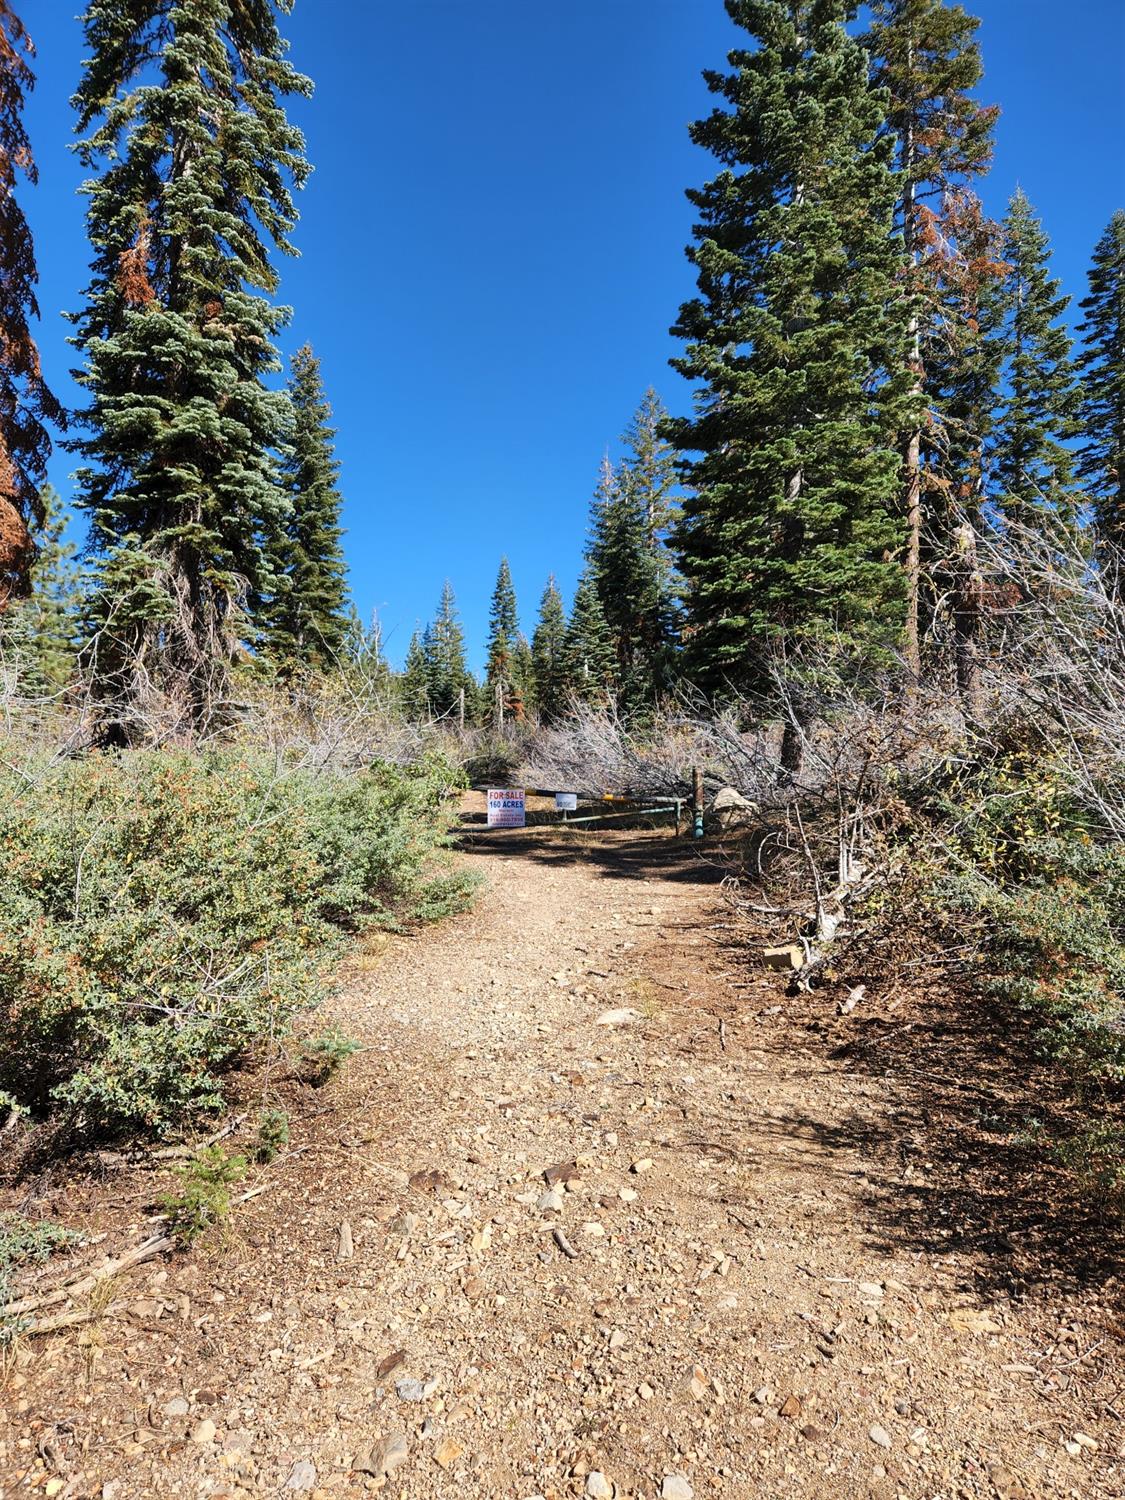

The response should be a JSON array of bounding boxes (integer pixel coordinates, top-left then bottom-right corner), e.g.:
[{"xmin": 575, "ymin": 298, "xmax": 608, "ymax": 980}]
[{"xmin": 692, "ymin": 767, "xmax": 704, "ymax": 839}]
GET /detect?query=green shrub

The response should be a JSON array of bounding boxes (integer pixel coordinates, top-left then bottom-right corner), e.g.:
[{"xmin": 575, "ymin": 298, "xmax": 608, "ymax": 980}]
[
  {"xmin": 300, "ymin": 1027, "xmax": 360, "ymax": 1086},
  {"xmin": 0, "ymin": 747, "xmax": 474, "ymax": 1133},
  {"xmin": 160, "ymin": 1147, "xmax": 247, "ymax": 1248},
  {"xmin": 253, "ymin": 1107, "xmax": 290, "ymax": 1163}
]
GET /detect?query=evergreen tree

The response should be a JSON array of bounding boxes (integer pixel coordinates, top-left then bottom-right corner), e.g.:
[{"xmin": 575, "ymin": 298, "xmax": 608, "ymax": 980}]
[
  {"xmin": 531, "ymin": 575, "xmax": 568, "ymax": 722},
  {"xmin": 1077, "ymin": 211, "xmax": 1125, "ymax": 548},
  {"xmin": 863, "ymin": 0, "xmax": 999, "ymax": 673},
  {"xmin": 511, "ymin": 633, "xmax": 536, "ymax": 721},
  {"xmin": 667, "ymin": 0, "xmax": 910, "ymax": 693},
  {"xmin": 423, "ymin": 581, "xmax": 472, "ymax": 720},
  {"xmin": 588, "ymin": 453, "xmax": 676, "ymax": 706},
  {"xmin": 621, "ymin": 388, "xmax": 678, "ymax": 549},
  {"xmin": 69, "ymin": 0, "xmax": 311, "ymax": 730},
  {"xmin": 0, "ymin": 485, "xmax": 81, "ymax": 693},
  {"xmin": 0, "ymin": 4, "xmax": 62, "ymax": 610},
  {"xmin": 565, "ymin": 568, "xmax": 614, "ymax": 703},
  {"xmin": 483, "ymin": 556, "xmax": 520, "ymax": 724},
  {"xmin": 262, "ymin": 344, "xmax": 349, "ymax": 674},
  {"xmin": 987, "ymin": 191, "xmax": 1080, "ymax": 523},
  {"xmin": 400, "ymin": 628, "xmax": 431, "ymax": 719}
]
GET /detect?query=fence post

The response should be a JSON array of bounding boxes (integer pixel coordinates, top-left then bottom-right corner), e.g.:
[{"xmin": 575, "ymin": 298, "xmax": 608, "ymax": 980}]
[{"xmin": 692, "ymin": 766, "xmax": 704, "ymax": 839}]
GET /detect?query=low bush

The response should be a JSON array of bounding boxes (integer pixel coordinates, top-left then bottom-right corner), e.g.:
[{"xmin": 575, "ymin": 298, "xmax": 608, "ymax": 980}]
[
  {"xmin": 0, "ymin": 1213, "xmax": 80, "ymax": 1342},
  {"xmin": 160, "ymin": 1147, "xmax": 247, "ymax": 1247},
  {"xmin": 0, "ymin": 747, "xmax": 474, "ymax": 1134}
]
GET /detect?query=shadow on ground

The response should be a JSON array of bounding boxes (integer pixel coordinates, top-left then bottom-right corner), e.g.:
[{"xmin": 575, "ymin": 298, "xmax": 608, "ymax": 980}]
[{"xmin": 454, "ymin": 825, "xmax": 732, "ymax": 887}]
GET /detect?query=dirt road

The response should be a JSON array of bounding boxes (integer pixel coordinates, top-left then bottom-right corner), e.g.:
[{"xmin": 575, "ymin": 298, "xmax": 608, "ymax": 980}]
[{"xmin": 1, "ymin": 826, "xmax": 1120, "ymax": 1499}]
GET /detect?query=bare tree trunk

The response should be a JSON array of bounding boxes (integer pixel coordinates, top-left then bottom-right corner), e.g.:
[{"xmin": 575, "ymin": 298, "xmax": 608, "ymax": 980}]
[{"xmin": 951, "ymin": 521, "xmax": 983, "ymax": 720}]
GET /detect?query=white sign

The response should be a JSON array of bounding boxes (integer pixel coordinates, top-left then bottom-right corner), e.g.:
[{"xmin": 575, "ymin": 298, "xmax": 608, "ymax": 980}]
[
  {"xmin": 487, "ymin": 788, "xmax": 526, "ymax": 828},
  {"xmin": 555, "ymin": 792, "xmax": 578, "ymax": 812}
]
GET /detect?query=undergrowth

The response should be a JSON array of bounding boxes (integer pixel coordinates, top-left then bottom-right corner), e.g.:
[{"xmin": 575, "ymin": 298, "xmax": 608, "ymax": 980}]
[{"xmin": 0, "ymin": 747, "xmax": 475, "ymax": 1135}]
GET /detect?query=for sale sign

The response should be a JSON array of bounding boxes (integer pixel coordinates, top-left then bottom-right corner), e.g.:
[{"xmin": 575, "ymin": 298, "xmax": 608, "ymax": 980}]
[{"xmin": 487, "ymin": 788, "xmax": 526, "ymax": 828}]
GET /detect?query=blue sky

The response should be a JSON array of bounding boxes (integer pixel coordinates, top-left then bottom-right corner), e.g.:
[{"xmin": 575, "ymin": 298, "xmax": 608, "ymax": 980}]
[{"xmin": 23, "ymin": 0, "xmax": 1125, "ymax": 669}]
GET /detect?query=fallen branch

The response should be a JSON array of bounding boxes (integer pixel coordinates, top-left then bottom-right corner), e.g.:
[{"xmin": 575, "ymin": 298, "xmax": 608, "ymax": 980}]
[{"xmin": 1, "ymin": 1233, "xmax": 171, "ymax": 1322}]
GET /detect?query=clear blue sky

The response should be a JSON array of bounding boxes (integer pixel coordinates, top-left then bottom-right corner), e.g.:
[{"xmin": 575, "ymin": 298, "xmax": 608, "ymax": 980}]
[{"xmin": 23, "ymin": 0, "xmax": 1125, "ymax": 669}]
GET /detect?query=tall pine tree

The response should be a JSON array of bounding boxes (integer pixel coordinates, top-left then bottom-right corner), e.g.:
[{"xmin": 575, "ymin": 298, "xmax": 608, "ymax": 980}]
[
  {"xmin": 667, "ymin": 0, "xmax": 910, "ymax": 694},
  {"xmin": 423, "ymin": 581, "xmax": 472, "ymax": 720},
  {"xmin": 69, "ymin": 0, "xmax": 311, "ymax": 731},
  {"xmin": 400, "ymin": 627, "xmax": 431, "ymax": 719},
  {"xmin": 531, "ymin": 575, "xmax": 568, "ymax": 723},
  {"xmin": 0, "ymin": 4, "xmax": 62, "ymax": 610},
  {"xmin": 483, "ymin": 556, "xmax": 520, "ymax": 725},
  {"xmin": 1077, "ymin": 211, "xmax": 1125, "ymax": 550},
  {"xmin": 565, "ymin": 567, "xmax": 614, "ymax": 704},
  {"xmin": 863, "ymin": 0, "xmax": 999, "ymax": 673},
  {"xmin": 261, "ymin": 344, "xmax": 349, "ymax": 674},
  {"xmin": 988, "ymin": 190, "xmax": 1080, "ymax": 523}
]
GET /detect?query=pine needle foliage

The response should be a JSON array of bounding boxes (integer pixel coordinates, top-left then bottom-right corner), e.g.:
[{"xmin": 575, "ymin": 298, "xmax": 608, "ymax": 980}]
[
  {"xmin": 667, "ymin": 0, "xmax": 910, "ymax": 692},
  {"xmin": 1077, "ymin": 211, "xmax": 1125, "ymax": 548},
  {"xmin": 988, "ymin": 190, "xmax": 1080, "ymax": 523},
  {"xmin": 531, "ymin": 575, "xmax": 568, "ymax": 723},
  {"xmin": 68, "ymin": 0, "xmax": 311, "ymax": 733},
  {"xmin": 261, "ymin": 344, "xmax": 349, "ymax": 675}
]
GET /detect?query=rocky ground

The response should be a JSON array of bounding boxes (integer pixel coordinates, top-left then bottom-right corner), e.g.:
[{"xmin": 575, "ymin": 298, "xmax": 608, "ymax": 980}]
[{"xmin": 0, "ymin": 805, "xmax": 1121, "ymax": 1499}]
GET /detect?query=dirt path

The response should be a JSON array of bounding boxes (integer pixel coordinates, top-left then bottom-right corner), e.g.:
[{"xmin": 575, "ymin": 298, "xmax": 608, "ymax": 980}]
[{"xmin": 1, "ymin": 825, "xmax": 1121, "ymax": 1499}]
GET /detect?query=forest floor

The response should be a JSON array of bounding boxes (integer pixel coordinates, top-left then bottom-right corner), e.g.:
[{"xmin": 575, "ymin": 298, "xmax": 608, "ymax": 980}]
[{"xmin": 1, "ymin": 798, "xmax": 1122, "ymax": 1500}]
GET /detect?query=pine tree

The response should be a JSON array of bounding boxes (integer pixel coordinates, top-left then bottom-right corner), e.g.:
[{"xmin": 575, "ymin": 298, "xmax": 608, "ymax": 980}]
[
  {"xmin": 863, "ymin": 0, "xmax": 999, "ymax": 674},
  {"xmin": 0, "ymin": 4, "xmax": 62, "ymax": 610},
  {"xmin": 423, "ymin": 581, "xmax": 472, "ymax": 720},
  {"xmin": 511, "ymin": 633, "xmax": 536, "ymax": 721},
  {"xmin": 262, "ymin": 344, "xmax": 349, "ymax": 674},
  {"xmin": 531, "ymin": 575, "xmax": 568, "ymax": 722},
  {"xmin": 484, "ymin": 557, "xmax": 520, "ymax": 725},
  {"xmin": 667, "ymin": 0, "xmax": 910, "ymax": 693},
  {"xmin": 565, "ymin": 567, "xmax": 614, "ymax": 703},
  {"xmin": 1077, "ymin": 211, "xmax": 1125, "ymax": 548},
  {"xmin": 987, "ymin": 191, "xmax": 1080, "ymax": 523},
  {"xmin": 400, "ymin": 628, "xmax": 431, "ymax": 719},
  {"xmin": 0, "ymin": 485, "xmax": 80, "ymax": 694},
  {"xmin": 621, "ymin": 388, "xmax": 678, "ymax": 550},
  {"xmin": 69, "ymin": 0, "xmax": 311, "ymax": 731},
  {"xmin": 587, "ymin": 453, "xmax": 674, "ymax": 706}
]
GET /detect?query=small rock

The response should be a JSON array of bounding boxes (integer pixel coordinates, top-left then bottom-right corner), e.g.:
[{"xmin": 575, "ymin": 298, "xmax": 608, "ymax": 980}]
[
  {"xmin": 162, "ymin": 1396, "xmax": 189, "ymax": 1418},
  {"xmin": 583, "ymin": 1221, "xmax": 605, "ymax": 1237},
  {"xmin": 618, "ymin": 1186, "xmax": 638, "ymax": 1204},
  {"xmin": 631, "ymin": 1158, "xmax": 655, "ymax": 1174},
  {"xmin": 753, "ymin": 1387, "xmax": 774, "ymax": 1406},
  {"xmin": 1074, "ymin": 1432, "xmax": 1098, "ymax": 1451},
  {"xmin": 538, "ymin": 1187, "xmax": 565, "ymax": 1213},
  {"xmin": 434, "ymin": 1438, "xmax": 464, "ymax": 1470},
  {"xmin": 285, "ymin": 1460, "xmax": 317, "ymax": 1492},
  {"xmin": 637, "ymin": 1382, "xmax": 655, "ymax": 1400},
  {"xmin": 395, "ymin": 1377, "xmax": 427, "ymax": 1403},
  {"xmin": 869, "ymin": 1424, "xmax": 892, "ymax": 1450},
  {"xmin": 586, "ymin": 1473, "xmax": 614, "ymax": 1499},
  {"xmin": 780, "ymin": 1394, "xmax": 801, "ymax": 1418},
  {"xmin": 191, "ymin": 1419, "xmax": 217, "ymax": 1445},
  {"xmin": 596, "ymin": 1008, "xmax": 642, "ymax": 1026},
  {"xmin": 544, "ymin": 1161, "xmax": 580, "ymax": 1186},
  {"xmin": 857, "ymin": 1282, "xmax": 884, "ymax": 1299},
  {"xmin": 662, "ymin": 1477, "xmax": 693, "ymax": 1500},
  {"xmin": 353, "ymin": 1432, "xmax": 409, "ymax": 1477}
]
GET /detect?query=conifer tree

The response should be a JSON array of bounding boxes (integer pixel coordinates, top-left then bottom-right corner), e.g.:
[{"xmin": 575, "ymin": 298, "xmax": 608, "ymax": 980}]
[
  {"xmin": 531, "ymin": 575, "xmax": 568, "ymax": 723},
  {"xmin": 988, "ymin": 190, "xmax": 1080, "ymax": 523},
  {"xmin": 667, "ymin": 0, "xmax": 910, "ymax": 693},
  {"xmin": 0, "ymin": 4, "xmax": 62, "ymax": 610},
  {"xmin": 511, "ymin": 633, "xmax": 536, "ymax": 721},
  {"xmin": 588, "ymin": 453, "xmax": 676, "ymax": 706},
  {"xmin": 621, "ymin": 388, "xmax": 678, "ymax": 550},
  {"xmin": 484, "ymin": 557, "xmax": 520, "ymax": 725},
  {"xmin": 423, "ymin": 581, "xmax": 472, "ymax": 720},
  {"xmin": 69, "ymin": 0, "xmax": 311, "ymax": 730},
  {"xmin": 1077, "ymin": 211, "xmax": 1125, "ymax": 549},
  {"xmin": 342, "ymin": 606, "xmax": 391, "ymax": 695},
  {"xmin": 565, "ymin": 568, "xmax": 614, "ymax": 703},
  {"xmin": 400, "ymin": 628, "xmax": 431, "ymax": 719},
  {"xmin": 863, "ymin": 0, "xmax": 999, "ymax": 673},
  {"xmin": 262, "ymin": 344, "xmax": 349, "ymax": 674},
  {"xmin": 0, "ymin": 485, "xmax": 80, "ymax": 693}
]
